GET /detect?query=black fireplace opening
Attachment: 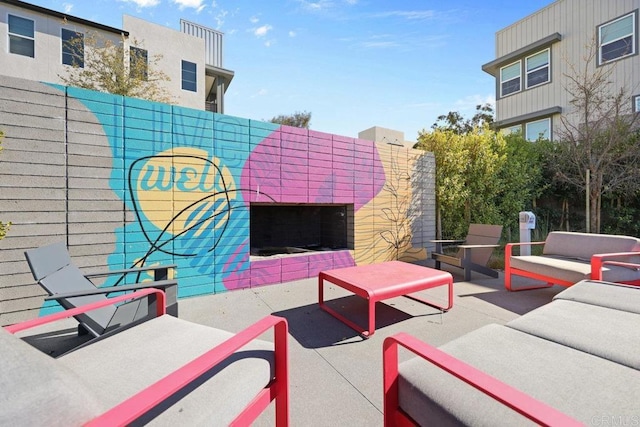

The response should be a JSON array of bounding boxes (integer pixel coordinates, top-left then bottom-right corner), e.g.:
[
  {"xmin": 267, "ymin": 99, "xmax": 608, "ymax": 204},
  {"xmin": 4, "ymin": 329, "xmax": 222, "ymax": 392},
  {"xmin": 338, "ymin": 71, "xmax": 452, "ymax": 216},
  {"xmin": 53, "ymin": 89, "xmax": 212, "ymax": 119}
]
[{"xmin": 250, "ymin": 203, "xmax": 353, "ymax": 256}]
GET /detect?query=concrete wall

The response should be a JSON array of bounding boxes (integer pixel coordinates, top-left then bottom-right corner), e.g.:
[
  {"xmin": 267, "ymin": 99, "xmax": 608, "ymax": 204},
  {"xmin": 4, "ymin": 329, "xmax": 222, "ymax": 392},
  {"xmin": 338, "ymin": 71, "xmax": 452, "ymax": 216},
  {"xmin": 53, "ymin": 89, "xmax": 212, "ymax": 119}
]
[{"xmin": 0, "ymin": 75, "xmax": 435, "ymax": 325}]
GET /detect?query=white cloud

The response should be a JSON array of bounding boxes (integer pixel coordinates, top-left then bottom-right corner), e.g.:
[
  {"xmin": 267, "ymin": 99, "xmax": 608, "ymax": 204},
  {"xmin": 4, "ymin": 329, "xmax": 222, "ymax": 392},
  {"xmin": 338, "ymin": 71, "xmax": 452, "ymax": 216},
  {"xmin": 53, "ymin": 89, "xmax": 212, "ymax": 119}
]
[
  {"xmin": 254, "ymin": 24, "xmax": 273, "ymax": 37},
  {"xmin": 173, "ymin": 0, "xmax": 206, "ymax": 11},
  {"xmin": 289, "ymin": 30, "xmax": 296, "ymax": 37},
  {"xmin": 118, "ymin": 0, "xmax": 160, "ymax": 7},
  {"xmin": 453, "ymin": 94, "xmax": 495, "ymax": 112},
  {"xmin": 62, "ymin": 3, "xmax": 73, "ymax": 13},
  {"xmin": 252, "ymin": 89, "xmax": 268, "ymax": 98},
  {"xmin": 372, "ymin": 10, "xmax": 436, "ymax": 20},
  {"xmin": 297, "ymin": 0, "xmax": 334, "ymax": 12},
  {"xmin": 249, "ymin": 16, "xmax": 259, "ymax": 24}
]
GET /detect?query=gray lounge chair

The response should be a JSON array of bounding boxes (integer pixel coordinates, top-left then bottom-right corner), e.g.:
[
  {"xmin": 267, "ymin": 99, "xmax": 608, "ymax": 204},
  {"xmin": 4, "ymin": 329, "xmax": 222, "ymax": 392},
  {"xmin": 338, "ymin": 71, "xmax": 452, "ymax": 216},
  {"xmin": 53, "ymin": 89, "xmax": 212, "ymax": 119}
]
[
  {"xmin": 24, "ymin": 242, "xmax": 179, "ymax": 337},
  {"xmin": 431, "ymin": 224, "xmax": 503, "ymax": 281}
]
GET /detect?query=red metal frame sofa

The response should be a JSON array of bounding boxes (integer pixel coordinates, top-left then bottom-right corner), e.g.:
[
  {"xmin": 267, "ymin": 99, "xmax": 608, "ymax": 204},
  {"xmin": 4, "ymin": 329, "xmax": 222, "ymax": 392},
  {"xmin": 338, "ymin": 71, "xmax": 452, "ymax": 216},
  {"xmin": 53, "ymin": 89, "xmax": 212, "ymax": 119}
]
[
  {"xmin": 1, "ymin": 288, "xmax": 289, "ymax": 426},
  {"xmin": 383, "ymin": 279, "xmax": 640, "ymax": 425},
  {"xmin": 504, "ymin": 231, "xmax": 640, "ymax": 291}
]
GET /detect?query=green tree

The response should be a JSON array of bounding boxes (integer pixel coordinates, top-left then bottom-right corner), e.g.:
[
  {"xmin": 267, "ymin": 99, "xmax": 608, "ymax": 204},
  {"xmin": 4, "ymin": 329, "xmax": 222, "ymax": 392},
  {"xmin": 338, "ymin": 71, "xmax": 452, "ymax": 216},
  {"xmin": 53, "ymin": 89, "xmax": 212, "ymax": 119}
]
[
  {"xmin": 415, "ymin": 125, "xmax": 541, "ymax": 240},
  {"xmin": 269, "ymin": 111, "xmax": 312, "ymax": 129},
  {"xmin": 550, "ymin": 42, "xmax": 640, "ymax": 233},
  {"xmin": 431, "ymin": 103, "xmax": 494, "ymax": 134},
  {"xmin": 59, "ymin": 31, "xmax": 173, "ymax": 103},
  {"xmin": 0, "ymin": 129, "xmax": 10, "ymax": 240}
]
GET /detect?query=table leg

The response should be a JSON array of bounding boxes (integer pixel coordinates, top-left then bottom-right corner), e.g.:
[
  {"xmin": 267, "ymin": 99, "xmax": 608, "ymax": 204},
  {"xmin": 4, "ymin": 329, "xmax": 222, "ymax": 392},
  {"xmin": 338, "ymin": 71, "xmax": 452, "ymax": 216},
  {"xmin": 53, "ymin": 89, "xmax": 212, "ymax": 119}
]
[{"xmin": 404, "ymin": 277, "xmax": 453, "ymax": 311}]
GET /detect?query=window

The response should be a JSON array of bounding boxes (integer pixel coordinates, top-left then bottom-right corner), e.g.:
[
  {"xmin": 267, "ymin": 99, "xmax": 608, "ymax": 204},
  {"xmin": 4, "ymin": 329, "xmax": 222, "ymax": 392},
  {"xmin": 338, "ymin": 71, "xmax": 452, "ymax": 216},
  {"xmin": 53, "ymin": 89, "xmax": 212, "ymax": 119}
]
[
  {"xmin": 8, "ymin": 14, "xmax": 34, "ymax": 58},
  {"xmin": 181, "ymin": 60, "xmax": 197, "ymax": 92},
  {"xmin": 61, "ymin": 29, "xmax": 84, "ymax": 67},
  {"xmin": 599, "ymin": 12, "xmax": 636, "ymax": 63},
  {"xmin": 525, "ymin": 49, "xmax": 550, "ymax": 88},
  {"xmin": 525, "ymin": 118, "xmax": 550, "ymax": 141},
  {"xmin": 500, "ymin": 61, "xmax": 521, "ymax": 97},
  {"xmin": 502, "ymin": 125, "xmax": 522, "ymax": 135},
  {"xmin": 130, "ymin": 47, "xmax": 148, "ymax": 80},
  {"xmin": 634, "ymin": 95, "xmax": 640, "ymax": 112}
]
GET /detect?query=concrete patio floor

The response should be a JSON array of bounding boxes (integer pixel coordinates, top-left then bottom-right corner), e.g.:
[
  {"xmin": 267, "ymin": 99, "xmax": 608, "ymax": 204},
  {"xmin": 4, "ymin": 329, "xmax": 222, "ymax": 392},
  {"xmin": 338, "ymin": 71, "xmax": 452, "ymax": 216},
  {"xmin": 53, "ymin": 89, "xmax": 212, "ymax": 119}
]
[{"xmin": 18, "ymin": 260, "xmax": 565, "ymax": 426}]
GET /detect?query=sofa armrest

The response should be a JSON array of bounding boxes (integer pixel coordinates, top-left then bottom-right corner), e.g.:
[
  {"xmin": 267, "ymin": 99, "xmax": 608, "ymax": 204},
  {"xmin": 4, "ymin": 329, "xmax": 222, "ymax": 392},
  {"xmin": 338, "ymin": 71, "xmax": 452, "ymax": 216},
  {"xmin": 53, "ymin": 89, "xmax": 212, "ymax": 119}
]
[
  {"xmin": 383, "ymin": 332, "xmax": 580, "ymax": 427},
  {"xmin": 5, "ymin": 289, "xmax": 166, "ymax": 334},
  {"xmin": 591, "ymin": 252, "xmax": 640, "ymax": 281},
  {"xmin": 505, "ymin": 241, "xmax": 546, "ymax": 257},
  {"xmin": 85, "ymin": 315, "xmax": 289, "ymax": 427}
]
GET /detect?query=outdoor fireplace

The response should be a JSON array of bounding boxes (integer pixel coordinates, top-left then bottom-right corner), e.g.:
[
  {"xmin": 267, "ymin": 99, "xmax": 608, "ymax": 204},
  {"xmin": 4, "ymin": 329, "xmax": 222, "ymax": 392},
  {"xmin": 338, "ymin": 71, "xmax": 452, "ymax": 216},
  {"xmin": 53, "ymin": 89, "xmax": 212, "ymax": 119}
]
[{"xmin": 250, "ymin": 203, "xmax": 353, "ymax": 257}]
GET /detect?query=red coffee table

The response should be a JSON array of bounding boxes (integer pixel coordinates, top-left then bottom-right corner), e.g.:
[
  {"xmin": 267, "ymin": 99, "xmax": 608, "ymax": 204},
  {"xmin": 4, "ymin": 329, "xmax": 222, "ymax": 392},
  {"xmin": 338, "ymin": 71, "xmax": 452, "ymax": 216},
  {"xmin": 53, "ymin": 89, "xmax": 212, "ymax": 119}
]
[{"xmin": 318, "ymin": 261, "xmax": 453, "ymax": 337}]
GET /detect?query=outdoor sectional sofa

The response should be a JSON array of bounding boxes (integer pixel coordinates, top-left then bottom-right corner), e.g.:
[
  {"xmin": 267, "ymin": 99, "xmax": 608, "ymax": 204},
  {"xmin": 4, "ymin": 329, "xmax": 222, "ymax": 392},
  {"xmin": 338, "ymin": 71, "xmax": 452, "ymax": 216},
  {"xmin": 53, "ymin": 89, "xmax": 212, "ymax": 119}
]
[
  {"xmin": 504, "ymin": 231, "xmax": 640, "ymax": 291},
  {"xmin": 1, "ymin": 289, "xmax": 289, "ymax": 426},
  {"xmin": 383, "ymin": 279, "xmax": 640, "ymax": 425}
]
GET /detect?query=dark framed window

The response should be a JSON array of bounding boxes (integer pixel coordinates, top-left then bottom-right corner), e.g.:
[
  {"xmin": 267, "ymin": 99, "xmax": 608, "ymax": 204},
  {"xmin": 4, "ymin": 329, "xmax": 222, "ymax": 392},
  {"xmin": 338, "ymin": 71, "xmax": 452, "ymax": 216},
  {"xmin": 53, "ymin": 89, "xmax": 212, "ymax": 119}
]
[
  {"xmin": 61, "ymin": 29, "xmax": 84, "ymax": 67},
  {"xmin": 598, "ymin": 12, "xmax": 636, "ymax": 64},
  {"xmin": 130, "ymin": 46, "xmax": 148, "ymax": 80},
  {"xmin": 525, "ymin": 49, "xmax": 550, "ymax": 88},
  {"xmin": 8, "ymin": 14, "xmax": 34, "ymax": 58},
  {"xmin": 500, "ymin": 61, "xmax": 521, "ymax": 97},
  {"xmin": 525, "ymin": 118, "xmax": 551, "ymax": 142},
  {"xmin": 181, "ymin": 60, "xmax": 197, "ymax": 92}
]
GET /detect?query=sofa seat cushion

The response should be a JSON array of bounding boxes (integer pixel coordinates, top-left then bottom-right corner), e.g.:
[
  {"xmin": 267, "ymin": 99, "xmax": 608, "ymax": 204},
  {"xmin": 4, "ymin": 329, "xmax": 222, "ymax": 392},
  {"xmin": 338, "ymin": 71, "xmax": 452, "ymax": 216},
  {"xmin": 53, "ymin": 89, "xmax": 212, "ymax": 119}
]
[
  {"xmin": 554, "ymin": 280, "xmax": 640, "ymax": 314},
  {"xmin": 398, "ymin": 324, "xmax": 640, "ymax": 426},
  {"xmin": 0, "ymin": 327, "xmax": 104, "ymax": 426},
  {"xmin": 510, "ymin": 255, "xmax": 590, "ymax": 283},
  {"xmin": 59, "ymin": 315, "xmax": 275, "ymax": 426},
  {"xmin": 507, "ymin": 299, "xmax": 640, "ymax": 369},
  {"xmin": 542, "ymin": 231, "xmax": 640, "ymax": 259},
  {"xmin": 510, "ymin": 254, "xmax": 640, "ymax": 284}
]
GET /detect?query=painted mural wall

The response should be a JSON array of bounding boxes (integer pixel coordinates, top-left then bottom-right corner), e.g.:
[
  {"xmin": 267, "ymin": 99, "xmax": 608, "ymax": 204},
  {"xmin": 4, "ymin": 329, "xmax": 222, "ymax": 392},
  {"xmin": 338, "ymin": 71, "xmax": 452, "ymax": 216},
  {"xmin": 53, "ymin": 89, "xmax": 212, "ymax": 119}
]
[{"xmin": 0, "ymin": 75, "xmax": 435, "ymax": 324}]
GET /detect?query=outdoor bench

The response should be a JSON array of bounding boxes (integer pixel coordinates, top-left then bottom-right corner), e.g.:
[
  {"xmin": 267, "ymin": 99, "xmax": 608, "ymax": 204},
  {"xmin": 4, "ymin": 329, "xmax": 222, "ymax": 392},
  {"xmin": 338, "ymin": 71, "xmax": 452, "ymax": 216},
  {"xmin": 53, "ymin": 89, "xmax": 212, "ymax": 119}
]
[
  {"xmin": 504, "ymin": 231, "xmax": 640, "ymax": 291},
  {"xmin": 383, "ymin": 279, "xmax": 640, "ymax": 425}
]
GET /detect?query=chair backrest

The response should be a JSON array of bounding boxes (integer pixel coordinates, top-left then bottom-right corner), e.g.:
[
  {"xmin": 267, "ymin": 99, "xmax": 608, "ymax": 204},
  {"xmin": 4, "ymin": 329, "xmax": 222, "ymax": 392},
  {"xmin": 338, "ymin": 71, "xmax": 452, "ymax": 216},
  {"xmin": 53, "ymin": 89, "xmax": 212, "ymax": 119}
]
[
  {"xmin": 457, "ymin": 224, "xmax": 503, "ymax": 266},
  {"xmin": 24, "ymin": 242, "xmax": 73, "ymax": 281},
  {"xmin": 25, "ymin": 243, "xmax": 115, "ymax": 336}
]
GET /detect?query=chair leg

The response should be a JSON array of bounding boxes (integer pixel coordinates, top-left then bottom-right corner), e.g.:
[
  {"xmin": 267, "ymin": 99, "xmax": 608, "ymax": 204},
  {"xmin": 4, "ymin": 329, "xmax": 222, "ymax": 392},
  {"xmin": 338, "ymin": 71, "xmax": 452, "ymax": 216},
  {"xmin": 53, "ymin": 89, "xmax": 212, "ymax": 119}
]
[{"xmin": 77, "ymin": 323, "xmax": 90, "ymax": 336}]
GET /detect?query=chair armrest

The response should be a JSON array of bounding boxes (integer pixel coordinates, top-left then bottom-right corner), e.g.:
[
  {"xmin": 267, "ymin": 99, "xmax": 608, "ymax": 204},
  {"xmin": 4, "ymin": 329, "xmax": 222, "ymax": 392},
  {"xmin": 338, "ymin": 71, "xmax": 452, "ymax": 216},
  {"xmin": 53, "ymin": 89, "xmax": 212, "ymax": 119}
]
[
  {"xmin": 5, "ymin": 289, "xmax": 166, "ymax": 334},
  {"xmin": 85, "ymin": 264, "xmax": 177, "ymax": 281},
  {"xmin": 505, "ymin": 241, "xmax": 546, "ymax": 257},
  {"xmin": 457, "ymin": 244, "xmax": 500, "ymax": 249},
  {"xmin": 430, "ymin": 239, "xmax": 466, "ymax": 252},
  {"xmin": 42, "ymin": 280, "xmax": 177, "ymax": 301},
  {"xmin": 383, "ymin": 332, "xmax": 580, "ymax": 427},
  {"xmin": 591, "ymin": 252, "xmax": 640, "ymax": 280},
  {"xmin": 85, "ymin": 315, "xmax": 289, "ymax": 427}
]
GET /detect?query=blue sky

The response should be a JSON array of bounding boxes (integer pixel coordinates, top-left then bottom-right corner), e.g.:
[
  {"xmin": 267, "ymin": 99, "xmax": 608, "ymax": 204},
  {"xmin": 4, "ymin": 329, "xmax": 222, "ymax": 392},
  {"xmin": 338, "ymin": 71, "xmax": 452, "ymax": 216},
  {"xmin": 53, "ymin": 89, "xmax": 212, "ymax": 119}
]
[{"xmin": 28, "ymin": 0, "xmax": 555, "ymax": 141}]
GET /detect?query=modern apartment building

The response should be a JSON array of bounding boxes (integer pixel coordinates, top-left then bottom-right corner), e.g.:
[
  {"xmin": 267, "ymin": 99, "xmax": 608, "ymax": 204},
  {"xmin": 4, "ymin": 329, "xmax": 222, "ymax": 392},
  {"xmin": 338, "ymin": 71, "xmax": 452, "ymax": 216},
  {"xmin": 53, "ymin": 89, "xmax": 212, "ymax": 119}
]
[
  {"xmin": 0, "ymin": 0, "xmax": 233, "ymax": 112},
  {"xmin": 482, "ymin": 0, "xmax": 640, "ymax": 141}
]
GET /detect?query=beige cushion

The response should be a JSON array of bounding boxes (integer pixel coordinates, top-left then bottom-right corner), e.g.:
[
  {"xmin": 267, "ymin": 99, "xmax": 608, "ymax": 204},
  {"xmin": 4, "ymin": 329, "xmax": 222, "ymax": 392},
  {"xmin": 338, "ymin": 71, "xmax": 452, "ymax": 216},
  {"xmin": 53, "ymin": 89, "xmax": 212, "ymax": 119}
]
[
  {"xmin": 0, "ymin": 327, "xmax": 104, "ymax": 426},
  {"xmin": 59, "ymin": 315, "xmax": 275, "ymax": 425},
  {"xmin": 398, "ymin": 324, "xmax": 640, "ymax": 426},
  {"xmin": 510, "ymin": 255, "xmax": 640, "ymax": 283},
  {"xmin": 507, "ymin": 299, "xmax": 640, "ymax": 369},
  {"xmin": 543, "ymin": 232, "xmax": 640, "ymax": 259},
  {"xmin": 554, "ymin": 280, "xmax": 640, "ymax": 314}
]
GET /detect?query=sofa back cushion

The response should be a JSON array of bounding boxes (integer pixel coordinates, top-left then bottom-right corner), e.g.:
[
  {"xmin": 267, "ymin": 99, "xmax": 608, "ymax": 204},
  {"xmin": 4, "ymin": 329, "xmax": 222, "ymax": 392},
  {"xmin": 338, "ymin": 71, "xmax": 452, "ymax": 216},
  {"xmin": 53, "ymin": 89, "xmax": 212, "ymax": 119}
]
[
  {"xmin": 543, "ymin": 232, "xmax": 640, "ymax": 259},
  {"xmin": 0, "ymin": 327, "xmax": 103, "ymax": 426}
]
